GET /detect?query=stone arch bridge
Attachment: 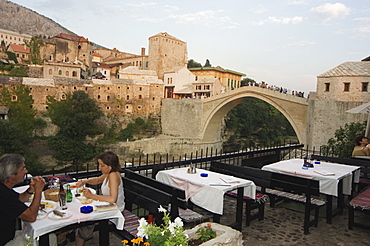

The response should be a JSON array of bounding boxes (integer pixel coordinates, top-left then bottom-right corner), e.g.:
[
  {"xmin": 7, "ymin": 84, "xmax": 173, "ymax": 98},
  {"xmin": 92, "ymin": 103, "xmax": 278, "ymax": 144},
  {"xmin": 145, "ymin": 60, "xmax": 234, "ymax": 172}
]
[{"xmin": 161, "ymin": 86, "xmax": 308, "ymax": 145}]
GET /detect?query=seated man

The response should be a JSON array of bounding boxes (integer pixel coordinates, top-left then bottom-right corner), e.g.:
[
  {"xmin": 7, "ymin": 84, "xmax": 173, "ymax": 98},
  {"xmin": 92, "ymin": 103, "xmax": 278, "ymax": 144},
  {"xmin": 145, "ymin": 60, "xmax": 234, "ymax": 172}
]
[{"xmin": 0, "ymin": 154, "xmax": 56, "ymax": 246}]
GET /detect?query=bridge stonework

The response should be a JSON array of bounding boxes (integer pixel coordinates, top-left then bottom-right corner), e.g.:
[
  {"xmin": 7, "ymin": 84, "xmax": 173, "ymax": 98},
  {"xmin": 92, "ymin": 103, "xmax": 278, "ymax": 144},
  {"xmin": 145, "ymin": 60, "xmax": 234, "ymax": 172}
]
[{"xmin": 161, "ymin": 86, "xmax": 308, "ymax": 144}]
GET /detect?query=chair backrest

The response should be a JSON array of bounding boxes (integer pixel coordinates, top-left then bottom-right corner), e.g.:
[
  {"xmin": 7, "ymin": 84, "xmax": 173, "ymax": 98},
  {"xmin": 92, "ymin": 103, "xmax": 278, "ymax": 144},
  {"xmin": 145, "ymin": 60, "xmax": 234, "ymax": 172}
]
[
  {"xmin": 124, "ymin": 170, "xmax": 187, "ymax": 220},
  {"xmin": 210, "ymin": 161, "xmax": 272, "ymax": 189},
  {"xmin": 241, "ymin": 153, "xmax": 280, "ymax": 168},
  {"xmin": 312, "ymin": 154, "xmax": 370, "ymax": 167},
  {"xmin": 270, "ymin": 172, "xmax": 320, "ymax": 197}
]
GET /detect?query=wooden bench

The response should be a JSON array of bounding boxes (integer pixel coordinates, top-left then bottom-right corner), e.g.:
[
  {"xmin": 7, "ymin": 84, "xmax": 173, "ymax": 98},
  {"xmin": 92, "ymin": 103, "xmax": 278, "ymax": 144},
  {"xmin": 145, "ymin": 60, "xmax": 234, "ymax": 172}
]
[
  {"xmin": 348, "ymin": 187, "xmax": 370, "ymax": 231},
  {"xmin": 266, "ymin": 172, "xmax": 326, "ymax": 234},
  {"xmin": 241, "ymin": 153, "xmax": 280, "ymax": 168},
  {"xmin": 109, "ymin": 177, "xmax": 170, "ymax": 242},
  {"xmin": 124, "ymin": 169, "xmax": 205, "ymax": 225},
  {"xmin": 210, "ymin": 161, "xmax": 272, "ymax": 226}
]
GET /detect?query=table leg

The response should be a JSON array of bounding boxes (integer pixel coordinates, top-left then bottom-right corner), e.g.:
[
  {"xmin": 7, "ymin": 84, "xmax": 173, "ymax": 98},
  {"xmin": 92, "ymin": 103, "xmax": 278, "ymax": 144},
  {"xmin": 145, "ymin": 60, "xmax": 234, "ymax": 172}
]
[
  {"xmin": 326, "ymin": 195, "xmax": 333, "ymax": 224},
  {"xmin": 227, "ymin": 187, "xmax": 244, "ymax": 231},
  {"xmin": 39, "ymin": 234, "xmax": 49, "ymax": 246},
  {"xmin": 337, "ymin": 180, "xmax": 344, "ymax": 210},
  {"xmin": 213, "ymin": 214, "xmax": 221, "ymax": 223},
  {"xmin": 99, "ymin": 219, "xmax": 109, "ymax": 246}
]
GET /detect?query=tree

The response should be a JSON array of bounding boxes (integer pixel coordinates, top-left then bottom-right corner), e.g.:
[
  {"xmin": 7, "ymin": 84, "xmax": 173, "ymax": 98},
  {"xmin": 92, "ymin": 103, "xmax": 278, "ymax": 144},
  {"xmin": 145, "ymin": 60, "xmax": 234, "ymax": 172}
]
[
  {"xmin": 322, "ymin": 122, "xmax": 366, "ymax": 158},
  {"xmin": 241, "ymin": 78, "xmax": 256, "ymax": 87},
  {"xmin": 223, "ymin": 98, "xmax": 296, "ymax": 150},
  {"xmin": 9, "ymin": 65, "xmax": 29, "ymax": 77},
  {"xmin": 204, "ymin": 59, "xmax": 211, "ymax": 67},
  {"xmin": 27, "ymin": 36, "xmax": 44, "ymax": 65},
  {"xmin": 187, "ymin": 59, "xmax": 202, "ymax": 68},
  {"xmin": 0, "ymin": 85, "xmax": 46, "ymax": 174},
  {"xmin": 0, "ymin": 85, "xmax": 36, "ymax": 136},
  {"xmin": 6, "ymin": 51, "xmax": 18, "ymax": 64},
  {"xmin": 47, "ymin": 90, "xmax": 104, "ymax": 167}
]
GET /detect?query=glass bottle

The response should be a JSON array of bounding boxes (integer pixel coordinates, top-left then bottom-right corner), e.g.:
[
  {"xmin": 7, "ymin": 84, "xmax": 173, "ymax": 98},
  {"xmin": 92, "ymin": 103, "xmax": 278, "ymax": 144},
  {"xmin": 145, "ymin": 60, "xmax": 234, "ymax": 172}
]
[
  {"xmin": 59, "ymin": 182, "xmax": 67, "ymax": 210},
  {"xmin": 66, "ymin": 184, "xmax": 73, "ymax": 203}
]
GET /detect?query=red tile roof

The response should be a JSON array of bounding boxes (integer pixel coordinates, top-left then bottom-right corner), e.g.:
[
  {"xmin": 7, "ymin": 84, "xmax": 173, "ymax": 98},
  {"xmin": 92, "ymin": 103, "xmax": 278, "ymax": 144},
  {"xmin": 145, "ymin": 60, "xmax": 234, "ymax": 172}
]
[
  {"xmin": 93, "ymin": 52, "xmax": 103, "ymax": 57},
  {"xmin": 8, "ymin": 43, "xmax": 30, "ymax": 53},
  {"xmin": 55, "ymin": 33, "xmax": 89, "ymax": 42}
]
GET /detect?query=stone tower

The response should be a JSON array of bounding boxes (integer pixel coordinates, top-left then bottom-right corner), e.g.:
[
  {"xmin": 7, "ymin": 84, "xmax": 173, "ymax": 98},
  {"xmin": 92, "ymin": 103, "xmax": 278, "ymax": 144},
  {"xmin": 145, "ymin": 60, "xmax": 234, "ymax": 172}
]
[{"xmin": 148, "ymin": 32, "xmax": 188, "ymax": 80}]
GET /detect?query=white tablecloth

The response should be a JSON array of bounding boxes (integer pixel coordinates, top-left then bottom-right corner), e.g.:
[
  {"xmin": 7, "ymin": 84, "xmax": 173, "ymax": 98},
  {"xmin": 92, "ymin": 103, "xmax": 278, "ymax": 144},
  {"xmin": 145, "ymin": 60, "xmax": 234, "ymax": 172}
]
[
  {"xmin": 156, "ymin": 168, "xmax": 256, "ymax": 215},
  {"xmin": 14, "ymin": 186, "xmax": 124, "ymax": 240},
  {"xmin": 262, "ymin": 159, "xmax": 360, "ymax": 196}
]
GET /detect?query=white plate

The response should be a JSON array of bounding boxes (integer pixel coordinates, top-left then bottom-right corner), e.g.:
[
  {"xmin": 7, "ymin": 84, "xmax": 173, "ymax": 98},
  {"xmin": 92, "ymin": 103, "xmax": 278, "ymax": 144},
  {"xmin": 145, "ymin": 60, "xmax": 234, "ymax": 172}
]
[
  {"xmin": 48, "ymin": 210, "xmax": 73, "ymax": 220},
  {"xmin": 40, "ymin": 200, "xmax": 57, "ymax": 213},
  {"xmin": 93, "ymin": 201, "xmax": 110, "ymax": 206}
]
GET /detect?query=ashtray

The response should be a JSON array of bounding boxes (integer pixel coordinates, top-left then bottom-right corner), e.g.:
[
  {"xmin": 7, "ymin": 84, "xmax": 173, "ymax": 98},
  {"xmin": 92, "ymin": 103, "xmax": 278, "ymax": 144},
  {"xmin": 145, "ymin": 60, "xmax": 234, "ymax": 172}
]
[
  {"xmin": 80, "ymin": 205, "xmax": 93, "ymax": 213},
  {"xmin": 200, "ymin": 173, "xmax": 208, "ymax": 177}
]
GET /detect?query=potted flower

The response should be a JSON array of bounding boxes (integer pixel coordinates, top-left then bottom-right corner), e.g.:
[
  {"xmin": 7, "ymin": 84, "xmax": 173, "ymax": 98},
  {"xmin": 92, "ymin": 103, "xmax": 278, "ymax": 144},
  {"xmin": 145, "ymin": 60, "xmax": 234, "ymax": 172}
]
[{"xmin": 123, "ymin": 205, "xmax": 189, "ymax": 246}]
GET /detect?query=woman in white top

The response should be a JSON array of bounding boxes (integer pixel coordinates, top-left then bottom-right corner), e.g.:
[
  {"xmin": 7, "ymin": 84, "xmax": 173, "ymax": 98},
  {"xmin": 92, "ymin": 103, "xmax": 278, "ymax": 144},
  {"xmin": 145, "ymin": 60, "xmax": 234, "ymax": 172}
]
[{"xmin": 74, "ymin": 151, "xmax": 125, "ymax": 246}]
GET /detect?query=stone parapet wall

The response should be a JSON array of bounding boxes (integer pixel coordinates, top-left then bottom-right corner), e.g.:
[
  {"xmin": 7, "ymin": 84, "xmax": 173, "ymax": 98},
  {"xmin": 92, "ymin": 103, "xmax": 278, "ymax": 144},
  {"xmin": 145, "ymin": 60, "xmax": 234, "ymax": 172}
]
[{"xmin": 184, "ymin": 222, "xmax": 243, "ymax": 246}]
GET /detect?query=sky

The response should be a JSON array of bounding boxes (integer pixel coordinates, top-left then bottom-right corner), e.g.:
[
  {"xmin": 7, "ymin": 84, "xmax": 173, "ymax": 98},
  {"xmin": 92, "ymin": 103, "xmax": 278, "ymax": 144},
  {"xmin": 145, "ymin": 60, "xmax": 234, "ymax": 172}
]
[{"xmin": 9, "ymin": 0, "xmax": 370, "ymax": 95}]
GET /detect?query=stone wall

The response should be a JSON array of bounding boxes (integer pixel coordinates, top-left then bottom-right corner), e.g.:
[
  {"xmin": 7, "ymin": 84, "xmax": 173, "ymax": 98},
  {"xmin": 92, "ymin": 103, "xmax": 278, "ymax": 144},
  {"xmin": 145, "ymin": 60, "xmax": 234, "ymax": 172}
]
[
  {"xmin": 161, "ymin": 98, "xmax": 204, "ymax": 139},
  {"xmin": 306, "ymin": 97, "xmax": 368, "ymax": 149},
  {"xmin": 104, "ymin": 135, "xmax": 223, "ymax": 161}
]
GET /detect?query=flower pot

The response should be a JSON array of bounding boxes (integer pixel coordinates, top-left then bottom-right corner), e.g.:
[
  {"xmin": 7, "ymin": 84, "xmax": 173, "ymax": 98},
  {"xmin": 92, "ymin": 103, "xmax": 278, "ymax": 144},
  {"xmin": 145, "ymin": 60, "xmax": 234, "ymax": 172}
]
[{"xmin": 184, "ymin": 222, "xmax": 243, "ymax": 246}]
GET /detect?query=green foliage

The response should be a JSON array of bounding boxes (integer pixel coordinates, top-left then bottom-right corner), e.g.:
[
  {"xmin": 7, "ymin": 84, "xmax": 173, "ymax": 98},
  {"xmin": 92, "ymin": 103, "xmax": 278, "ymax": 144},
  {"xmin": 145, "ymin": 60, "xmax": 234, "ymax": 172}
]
[
  {"xmin": 187, "ymin": 59, "xmax": 202, "ymax": 68},
  {"xmin": 6, "ymin": 51, "xmax": 18, "ymax": 64},
  {"xmin": 27, "ymin": 36, "xmax": 44, "ymax": 65},
  {"xmin": 47, "ymin": 90, "xmax": 104, "ymax": 140},
  {"xmin": 0, "ymin": 85, "xmax": 46, "ymax": 174},
  {"xmin": 137, "ymin": 206, "xmax": 188, "ymax": 246},
  {"xmin": 9, "ymin": 65, "xmax": 29, "ymax": 77},
  {"xmin": 322, "ymin": 122, "xmax": 366, "ymax": 158},
  {"xmin": 48, "ymin": 135, "xmax": 100, "ymax": 166},
  {"xmin": 241, "ymin": 77, "xmax": 256, "ymax": 86},
  {"xmin": 117, "ymin": 117, "xmax": 159, "ymax": 141},
  {"xmin": 47, "ymin": 90, "xmax": 104, "ymax": 166},
  {"xmin": 223, "ymin": 98, "xmax": 297, "ymax": 150},
  {"xmin": 1, "ymin": 85, "xmax": 36, "ymax": 136},
  {"xmin": 204, "ymin": 59, "xmax": 211, "ymax": 67},
  {"xmin": 196, "ymin": 223, "xmax": 217, "ymax": 242}
]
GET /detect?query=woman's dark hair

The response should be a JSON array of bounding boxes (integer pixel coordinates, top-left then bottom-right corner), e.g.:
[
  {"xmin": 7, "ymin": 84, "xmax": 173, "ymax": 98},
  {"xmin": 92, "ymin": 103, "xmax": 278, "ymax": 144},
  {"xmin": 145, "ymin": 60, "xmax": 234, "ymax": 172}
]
[
  {"xmin": 97, "ymin": 151, "xmax": 120, "ymax": 172},
  {"xmin": 354, "ymin": 135, "xmax": 368, "ymax": 146}
]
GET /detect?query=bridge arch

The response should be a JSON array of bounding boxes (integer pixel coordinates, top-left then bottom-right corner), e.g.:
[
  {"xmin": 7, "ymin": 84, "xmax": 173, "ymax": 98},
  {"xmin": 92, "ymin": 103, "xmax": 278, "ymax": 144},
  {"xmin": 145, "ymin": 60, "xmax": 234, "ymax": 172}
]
[{"xmin": 201, "ymin": 86, "xmax": 308, "ymax": 144}]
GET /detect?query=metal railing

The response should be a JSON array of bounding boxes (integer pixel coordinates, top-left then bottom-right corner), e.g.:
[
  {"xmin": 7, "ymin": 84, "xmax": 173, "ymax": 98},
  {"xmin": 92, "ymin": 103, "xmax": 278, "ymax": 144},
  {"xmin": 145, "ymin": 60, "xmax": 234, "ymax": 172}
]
[{"xmin": 46, "ymin": 143, "xmax": 309, "ymax": 181}]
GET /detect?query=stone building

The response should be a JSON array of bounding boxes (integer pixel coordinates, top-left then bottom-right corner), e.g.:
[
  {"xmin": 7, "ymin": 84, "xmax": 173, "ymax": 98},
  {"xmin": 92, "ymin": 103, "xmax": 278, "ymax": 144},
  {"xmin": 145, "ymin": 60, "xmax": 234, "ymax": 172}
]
[
  {"xmin": 189, "ymin": 66, "xmax": 245, "ymax": 92},
  {"xmin": 0, "ymin": 28, "xmax": 31, "ymax": 46},
  {"xmin": 7, "ymin": 43, "xmax": 30, "ymax": 63},
  {"xmin": 40, "ymin": 33, "xmax": 93, "ymax": 78},
  {"xmin": 148, "ymin": 32, "xmax": 188, "ymax": 80},
  {"xmin": 163, "ymin": 67, "xmax": 195, "ymax": 98},
  {"xmin": 192, "ymin": 78, "xmax": 225, "ymax": 98},
  {"xmin": 306, "ymin": 57, "xmax": 370, "ymax": 149},
  {"xmin": 94, "ymin": 47, "xmax": 148, "ymax": 70}
]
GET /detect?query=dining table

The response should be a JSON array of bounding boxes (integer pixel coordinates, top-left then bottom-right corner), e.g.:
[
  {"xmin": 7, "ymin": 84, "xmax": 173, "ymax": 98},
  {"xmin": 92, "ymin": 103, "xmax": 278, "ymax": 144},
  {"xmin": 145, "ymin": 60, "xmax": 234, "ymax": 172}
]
[
  {"xmin": 262, "ymin": 158, "xmax": 361, "ymax": 223},
  {"xmin": 156, "ymin": 167, "xmax": 256, "ymax": 231},
  {"xmin": 13, "ymin": 184, "xmax": 125, "ymax": 246}
]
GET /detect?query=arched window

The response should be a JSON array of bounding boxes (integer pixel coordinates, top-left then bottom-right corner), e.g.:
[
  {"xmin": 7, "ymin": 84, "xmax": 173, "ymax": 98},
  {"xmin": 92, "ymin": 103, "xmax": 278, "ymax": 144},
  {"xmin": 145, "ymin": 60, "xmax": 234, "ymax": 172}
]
[
  {"xmin": 126, "ymin": 95, "xmax": 130, "ymax": 100},
  {"xmin": 49, "ymin": 69, "xmax": 52, "ymax": 75},
  {"xmin": 66, "ymin": 71, "xmax": 69, "ymax": 76},
  {"xmin": 138, "ymin": 95, "xmax": 142, "ymax": 99},
  {"xmin": 72, "ymin": 71, "xmax": 77, "ymax": 77},
  {"xmin": 107, "ymin": 96, "xmax": 110, "ymax": 101},
  {"xmin": 58, "ymin": 70, "xmax": 62, "ymax": 75}
]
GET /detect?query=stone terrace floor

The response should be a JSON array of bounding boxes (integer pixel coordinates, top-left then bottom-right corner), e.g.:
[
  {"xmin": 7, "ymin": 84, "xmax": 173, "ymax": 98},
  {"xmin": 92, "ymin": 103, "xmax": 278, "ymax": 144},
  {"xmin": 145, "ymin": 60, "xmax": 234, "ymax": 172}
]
[{"xmin": 65, "ymin": 195, "xmax": 370, "ymax": 246}]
